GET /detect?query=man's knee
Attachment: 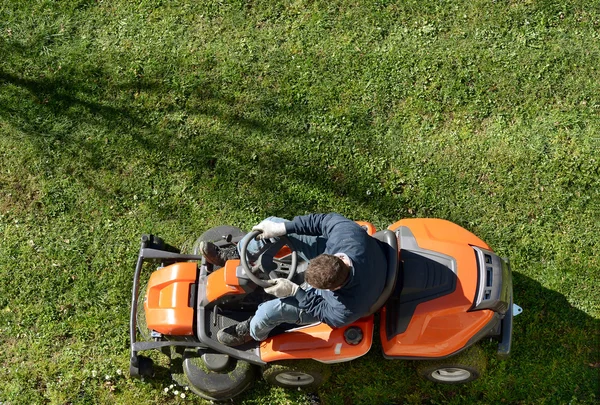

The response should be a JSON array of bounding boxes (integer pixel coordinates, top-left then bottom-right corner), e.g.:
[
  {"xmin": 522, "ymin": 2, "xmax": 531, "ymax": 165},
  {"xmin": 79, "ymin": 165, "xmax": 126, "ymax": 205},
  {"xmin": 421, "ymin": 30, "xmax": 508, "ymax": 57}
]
[
  {"xmin": 253, "ymin": 299, "xmax": 279, "ymax": 323},
  {"xmin": 250, "ymin": 298, "xmax": 294, "ymax": 341},
  {"xmin": 253, "ymin": 298, "xmax": 301, "ymax": 327},
  {"xmin": 265, "ymin": 216, "xmax": 286, "ymax": 223}
]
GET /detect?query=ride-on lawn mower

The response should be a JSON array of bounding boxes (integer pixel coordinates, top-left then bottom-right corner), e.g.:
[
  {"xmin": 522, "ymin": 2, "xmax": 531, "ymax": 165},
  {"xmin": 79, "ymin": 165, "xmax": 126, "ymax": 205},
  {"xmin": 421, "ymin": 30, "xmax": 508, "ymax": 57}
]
[{"xmin": 129, "ymin": 218, "xmax": 520, "ymax": 401}]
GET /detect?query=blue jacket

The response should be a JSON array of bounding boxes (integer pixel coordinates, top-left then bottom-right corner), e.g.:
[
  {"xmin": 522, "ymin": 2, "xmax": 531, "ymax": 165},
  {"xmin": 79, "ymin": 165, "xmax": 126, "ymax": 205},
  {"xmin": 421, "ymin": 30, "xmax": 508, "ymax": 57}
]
[{"xmin": 284, "ymin": 213, "xmax": 388, "ymax": 328}]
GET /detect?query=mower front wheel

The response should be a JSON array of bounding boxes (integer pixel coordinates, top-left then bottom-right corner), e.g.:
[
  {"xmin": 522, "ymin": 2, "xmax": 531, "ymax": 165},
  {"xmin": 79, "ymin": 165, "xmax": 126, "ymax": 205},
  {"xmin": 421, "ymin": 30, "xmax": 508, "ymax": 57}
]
[
  {"xmin": 176, "ymin": 353, "xmax": 256, "ymax": 401},
  {"xmin": 262, "ymin": 360, "xmax": 330, "ymax": 391},
  {"xmin": 416, "ymin": 344, "xmax": 487, "ymax": 384}
]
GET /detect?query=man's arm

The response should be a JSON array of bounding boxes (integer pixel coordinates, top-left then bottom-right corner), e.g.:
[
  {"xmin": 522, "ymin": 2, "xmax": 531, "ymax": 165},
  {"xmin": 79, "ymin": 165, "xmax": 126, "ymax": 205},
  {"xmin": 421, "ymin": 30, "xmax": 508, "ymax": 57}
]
[
  {"xmin": 284, "ymin": 213, "xmax": 356, "ymax": 238},
  {"xmin": 294, "ymin": 288, "xmax": 356, "ymax": 328},
  {"xmin": 264, "ymin": 279, "xmax": 353, "ymax": 327}
]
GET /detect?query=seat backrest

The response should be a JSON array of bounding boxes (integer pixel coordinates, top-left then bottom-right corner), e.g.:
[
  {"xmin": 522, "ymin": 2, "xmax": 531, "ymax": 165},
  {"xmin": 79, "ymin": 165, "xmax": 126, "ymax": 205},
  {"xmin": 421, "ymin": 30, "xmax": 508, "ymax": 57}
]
[{"xmin": 367, "ymin": 230, "xmax": 399, "ymax": 315}]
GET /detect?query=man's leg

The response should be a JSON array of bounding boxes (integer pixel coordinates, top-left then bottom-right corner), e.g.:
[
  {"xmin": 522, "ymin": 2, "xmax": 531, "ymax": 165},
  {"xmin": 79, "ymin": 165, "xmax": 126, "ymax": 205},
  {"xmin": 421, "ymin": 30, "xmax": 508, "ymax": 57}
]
[
  {"xmin": 250, "ymin": 297, "xmax": 319, "ymax": 341},
  {"xmin": 216, "ymin": 297, "xmax": 319, "ymax": 346}
]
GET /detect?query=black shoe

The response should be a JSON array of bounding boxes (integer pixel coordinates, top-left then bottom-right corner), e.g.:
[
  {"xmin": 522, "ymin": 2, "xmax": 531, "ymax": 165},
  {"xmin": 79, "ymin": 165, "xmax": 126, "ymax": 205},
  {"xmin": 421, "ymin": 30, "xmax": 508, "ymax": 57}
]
[
  {"xmin": 217, "ymin": 318, "xmax": 254, "ymax": 346},
  {"xmin": 199, "ymin": 241, "xmax": 240, "ymax": 266}
]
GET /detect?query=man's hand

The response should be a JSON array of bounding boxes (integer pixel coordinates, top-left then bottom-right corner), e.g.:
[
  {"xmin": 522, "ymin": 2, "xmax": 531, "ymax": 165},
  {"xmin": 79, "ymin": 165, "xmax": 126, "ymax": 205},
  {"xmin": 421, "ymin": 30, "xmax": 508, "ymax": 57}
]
[
  {"xmin": 252, "ymin": 220, "xmax": 286, "ymax": 239},
  {"xmin": 264, "ymin": 278, "xmax": 299, "ymax": 298}
]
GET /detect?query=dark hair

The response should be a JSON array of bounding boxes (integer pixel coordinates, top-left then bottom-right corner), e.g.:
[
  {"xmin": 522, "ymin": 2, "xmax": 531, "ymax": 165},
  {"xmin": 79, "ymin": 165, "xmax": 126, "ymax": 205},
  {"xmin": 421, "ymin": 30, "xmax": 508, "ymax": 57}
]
[{"xmin": 305, "ymin": 254, "xmax": 349, "ymax": 290}]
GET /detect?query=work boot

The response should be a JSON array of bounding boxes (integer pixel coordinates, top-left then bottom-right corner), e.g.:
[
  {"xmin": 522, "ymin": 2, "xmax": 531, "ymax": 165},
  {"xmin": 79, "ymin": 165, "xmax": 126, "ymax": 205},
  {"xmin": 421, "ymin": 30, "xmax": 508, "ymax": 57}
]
[
  {"xmin": 217, "ymin": 318, "xmax": 254, "ymax": 346},
  {"xmin": 199, "ymin": 241, "xmax": 240, "ymax": 266}
]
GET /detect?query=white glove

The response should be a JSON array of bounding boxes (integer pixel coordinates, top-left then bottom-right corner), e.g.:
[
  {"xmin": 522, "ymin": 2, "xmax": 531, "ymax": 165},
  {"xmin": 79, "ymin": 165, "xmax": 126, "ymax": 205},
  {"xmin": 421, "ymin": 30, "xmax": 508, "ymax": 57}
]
[
  {"xmin": 264, "ymin": 278, "xmax": 299, "ymax": 298},
  {"xmin": 252, "ymin": 220, "xmax": 287, "ymax": 240}
]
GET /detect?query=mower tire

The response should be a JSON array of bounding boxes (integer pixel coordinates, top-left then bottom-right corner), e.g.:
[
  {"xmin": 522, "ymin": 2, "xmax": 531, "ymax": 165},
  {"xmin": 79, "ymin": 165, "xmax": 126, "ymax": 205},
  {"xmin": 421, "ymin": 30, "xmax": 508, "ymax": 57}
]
[
  {"xmin": 262, "ymin": 360, "xmax": 331, "ymax": 391},
  {"xmin": 416, "ymin": 344, "xmax": 487, "ymax": 384},
  {"xmin": 176, "ymin": 353, "xmax": 256, "ymax": 401}
]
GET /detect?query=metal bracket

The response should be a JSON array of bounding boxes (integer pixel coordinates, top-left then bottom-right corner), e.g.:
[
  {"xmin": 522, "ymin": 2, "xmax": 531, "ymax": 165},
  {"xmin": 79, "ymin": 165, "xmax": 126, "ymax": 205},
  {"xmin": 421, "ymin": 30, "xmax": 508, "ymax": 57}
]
[{"xmin": 512, "ymin": 303, "xmax": 523, "ymax": 316}]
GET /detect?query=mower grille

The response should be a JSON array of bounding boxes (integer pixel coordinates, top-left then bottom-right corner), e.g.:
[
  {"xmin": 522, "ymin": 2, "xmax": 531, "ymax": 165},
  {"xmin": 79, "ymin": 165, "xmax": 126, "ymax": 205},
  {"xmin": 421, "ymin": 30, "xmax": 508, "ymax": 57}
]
[{"xmin": 471, "ymin": 247, "xmax": 510, "ymax": 314}]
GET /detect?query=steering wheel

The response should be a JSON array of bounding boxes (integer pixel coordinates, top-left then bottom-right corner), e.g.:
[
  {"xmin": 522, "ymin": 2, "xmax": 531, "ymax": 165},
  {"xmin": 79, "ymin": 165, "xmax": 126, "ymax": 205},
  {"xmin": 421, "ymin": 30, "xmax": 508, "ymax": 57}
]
[{"xmin": 239, "ymin": 230, "xmax": 298, "ymax": 288}]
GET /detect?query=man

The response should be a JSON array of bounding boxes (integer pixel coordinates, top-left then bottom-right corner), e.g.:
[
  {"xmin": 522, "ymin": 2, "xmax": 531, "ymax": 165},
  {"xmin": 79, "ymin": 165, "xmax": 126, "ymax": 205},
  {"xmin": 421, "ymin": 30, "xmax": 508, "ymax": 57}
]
[{"xmin": 200, "ymin": 213, "xmax": 388, "ymax": 346}]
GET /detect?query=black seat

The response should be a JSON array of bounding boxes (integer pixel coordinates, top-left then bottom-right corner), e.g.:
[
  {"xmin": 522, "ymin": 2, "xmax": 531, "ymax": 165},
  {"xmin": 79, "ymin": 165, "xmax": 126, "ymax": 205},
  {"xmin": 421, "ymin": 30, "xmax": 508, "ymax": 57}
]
[{"xmin": 367, "ymin": 230, "xmax": 399, "ymax": 315}]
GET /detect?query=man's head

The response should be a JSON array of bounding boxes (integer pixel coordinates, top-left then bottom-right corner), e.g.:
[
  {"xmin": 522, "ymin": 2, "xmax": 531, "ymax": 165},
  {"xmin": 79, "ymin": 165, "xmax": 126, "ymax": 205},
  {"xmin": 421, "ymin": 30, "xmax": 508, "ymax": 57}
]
[{"xmin": 305, "ymin": 254, "xmax": 350, "ymax": 290}]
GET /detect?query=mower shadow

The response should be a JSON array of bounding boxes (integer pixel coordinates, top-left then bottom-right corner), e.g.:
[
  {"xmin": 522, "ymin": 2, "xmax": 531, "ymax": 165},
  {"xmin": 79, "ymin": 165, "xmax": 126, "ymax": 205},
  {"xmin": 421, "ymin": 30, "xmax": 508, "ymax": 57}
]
[{"xmin": 310, "ymin": 272, "xmax": 599, "ymax": 405}]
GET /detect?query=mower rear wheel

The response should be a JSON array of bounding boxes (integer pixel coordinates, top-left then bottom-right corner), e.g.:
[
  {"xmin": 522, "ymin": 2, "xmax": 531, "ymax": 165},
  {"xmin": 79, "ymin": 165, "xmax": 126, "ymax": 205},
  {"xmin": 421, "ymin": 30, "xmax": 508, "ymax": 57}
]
[
  {"xmin": 417, "ymin": 345, "xmax": 487, "ymax": 384},
  {"xmin": 262, "ymin": 360, "xmax": 330, "ymax": 391}
]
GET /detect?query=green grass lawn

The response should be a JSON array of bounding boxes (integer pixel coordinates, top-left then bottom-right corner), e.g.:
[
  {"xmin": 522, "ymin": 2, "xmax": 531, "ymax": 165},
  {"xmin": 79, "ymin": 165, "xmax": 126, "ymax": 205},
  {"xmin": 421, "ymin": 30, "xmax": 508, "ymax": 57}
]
[{"xmin": 1, "ymin": 0, "xmax": 598, "ymax": 404}]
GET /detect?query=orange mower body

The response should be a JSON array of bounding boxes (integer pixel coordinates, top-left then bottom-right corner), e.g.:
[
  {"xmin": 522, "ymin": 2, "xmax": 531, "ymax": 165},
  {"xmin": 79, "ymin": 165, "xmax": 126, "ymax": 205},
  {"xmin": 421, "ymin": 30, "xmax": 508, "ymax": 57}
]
[{"xmin": 131, "ymin": 219, "xmax": 515, "ymax": 401}]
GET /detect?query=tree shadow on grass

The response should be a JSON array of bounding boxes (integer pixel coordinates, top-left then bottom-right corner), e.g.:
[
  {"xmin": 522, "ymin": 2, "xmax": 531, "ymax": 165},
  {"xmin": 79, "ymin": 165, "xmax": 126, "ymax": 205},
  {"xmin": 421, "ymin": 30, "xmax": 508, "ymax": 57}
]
[
  {"xmin": 0, "ymin": 38, "xmax": 408, "ymax": 225},
  {"xmin": 2, "ymin": 66, "xmax": 597, "ymax": 400}
]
